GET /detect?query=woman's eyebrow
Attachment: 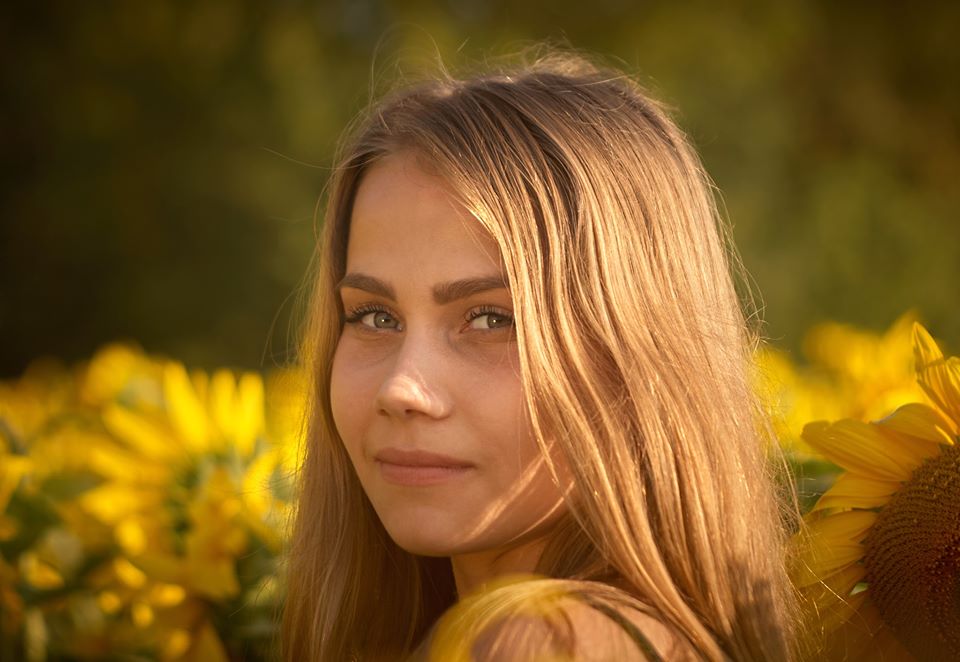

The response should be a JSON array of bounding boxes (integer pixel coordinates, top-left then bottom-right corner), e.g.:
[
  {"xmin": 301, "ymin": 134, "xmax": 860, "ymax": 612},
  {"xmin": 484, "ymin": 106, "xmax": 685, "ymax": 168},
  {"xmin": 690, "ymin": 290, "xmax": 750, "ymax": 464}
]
[
  {"xmin": 433, "ymin": 275, "xmax": 509, "ymax": 304},
  {"xmin": 336, "ymin": 272, "xmax": 508, "ymax": 304},
  {"xmin": 336, "ymin": 273, "xmax": 395, "ymax": 300}
]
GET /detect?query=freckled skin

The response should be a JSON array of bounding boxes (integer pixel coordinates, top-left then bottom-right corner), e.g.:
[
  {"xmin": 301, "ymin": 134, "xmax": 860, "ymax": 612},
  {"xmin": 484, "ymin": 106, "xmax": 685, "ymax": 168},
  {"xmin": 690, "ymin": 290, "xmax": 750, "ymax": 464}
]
[{"xmin": 330, "ymin": 152, "xmax": 569, "ymax": 592}]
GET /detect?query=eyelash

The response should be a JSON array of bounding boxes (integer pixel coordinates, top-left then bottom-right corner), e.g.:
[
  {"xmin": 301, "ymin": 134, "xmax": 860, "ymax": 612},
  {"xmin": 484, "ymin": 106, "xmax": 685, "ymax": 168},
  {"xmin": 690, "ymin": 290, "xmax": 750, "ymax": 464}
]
[{"xmin": 343, "ymin": 304, "xmax": 514, "ymax": 332}]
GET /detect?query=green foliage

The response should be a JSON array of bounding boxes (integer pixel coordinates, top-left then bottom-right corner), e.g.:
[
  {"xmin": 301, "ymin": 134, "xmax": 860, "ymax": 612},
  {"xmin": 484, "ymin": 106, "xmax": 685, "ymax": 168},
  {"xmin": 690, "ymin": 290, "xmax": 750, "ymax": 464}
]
[{"xmin": 1, "ymin": 1, "xmax": 957, "ymax": 374}]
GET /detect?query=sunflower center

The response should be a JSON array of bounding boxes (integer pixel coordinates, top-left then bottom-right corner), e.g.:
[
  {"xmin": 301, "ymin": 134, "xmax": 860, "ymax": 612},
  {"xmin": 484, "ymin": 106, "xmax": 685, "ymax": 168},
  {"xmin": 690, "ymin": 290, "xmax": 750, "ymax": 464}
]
[{"xmin": 863, "ymin": 442, "xmax": 960, "ymax": 660}]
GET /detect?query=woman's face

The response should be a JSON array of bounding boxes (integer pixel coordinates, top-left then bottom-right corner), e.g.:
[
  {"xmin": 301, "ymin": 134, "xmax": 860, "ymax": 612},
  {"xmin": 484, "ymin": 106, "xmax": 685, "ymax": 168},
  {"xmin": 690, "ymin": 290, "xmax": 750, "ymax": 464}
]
[{"xmin": 330, "ymin": 151, "xmax": 568, "ymax": 558}]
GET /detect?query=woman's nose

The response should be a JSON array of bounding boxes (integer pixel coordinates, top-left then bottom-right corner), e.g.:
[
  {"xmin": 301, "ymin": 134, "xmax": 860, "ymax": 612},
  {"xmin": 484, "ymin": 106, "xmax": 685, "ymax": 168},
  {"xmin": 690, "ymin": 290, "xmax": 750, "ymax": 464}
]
[{"xmin": 375, "ymin": 337, "xmax": 453, "ymax": 420}]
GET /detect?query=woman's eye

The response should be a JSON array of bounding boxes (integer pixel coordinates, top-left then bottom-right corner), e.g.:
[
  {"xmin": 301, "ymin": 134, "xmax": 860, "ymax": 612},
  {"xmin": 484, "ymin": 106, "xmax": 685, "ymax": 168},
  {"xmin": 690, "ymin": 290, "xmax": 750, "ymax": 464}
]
[
  {"xmin": 363, "ymin": 311, "xmax": 399, "ymax": 329},
  {"xmin": 468, "ymin": 310, "xmax": 514, "ymax": 331},
  {"xmin": 345, "ymin": 307, "xmax": 400, "ymax": 330}
]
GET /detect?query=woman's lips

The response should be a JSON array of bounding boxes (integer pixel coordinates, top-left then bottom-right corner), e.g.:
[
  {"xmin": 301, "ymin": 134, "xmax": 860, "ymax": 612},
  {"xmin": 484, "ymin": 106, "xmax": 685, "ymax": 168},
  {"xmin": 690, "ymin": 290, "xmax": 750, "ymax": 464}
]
[{"xmin": 374, "ymin": 448, "xmax": 474, "ymax": 486}]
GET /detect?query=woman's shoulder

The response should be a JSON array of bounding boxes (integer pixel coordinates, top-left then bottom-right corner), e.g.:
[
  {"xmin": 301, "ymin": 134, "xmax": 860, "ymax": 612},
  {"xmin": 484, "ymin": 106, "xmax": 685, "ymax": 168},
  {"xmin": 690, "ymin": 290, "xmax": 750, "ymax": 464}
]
[
  {"xmin": 561, "ymin": 595, "xmax": 698, "ymax": 661},
  {"xmin": 535, "ymin": 587, "xmax": 700, "ymax": 662},
  {"xmin": 421, "ymin": 577, "xmax": 700, "ymax": 661}
]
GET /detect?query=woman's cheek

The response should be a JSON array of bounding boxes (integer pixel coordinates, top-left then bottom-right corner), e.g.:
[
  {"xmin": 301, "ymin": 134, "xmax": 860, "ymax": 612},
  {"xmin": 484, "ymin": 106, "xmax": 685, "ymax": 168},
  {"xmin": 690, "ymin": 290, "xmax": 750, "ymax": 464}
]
[{"xmin": 329, "ymin": 347, "xmax": 365, "ymax": 447}]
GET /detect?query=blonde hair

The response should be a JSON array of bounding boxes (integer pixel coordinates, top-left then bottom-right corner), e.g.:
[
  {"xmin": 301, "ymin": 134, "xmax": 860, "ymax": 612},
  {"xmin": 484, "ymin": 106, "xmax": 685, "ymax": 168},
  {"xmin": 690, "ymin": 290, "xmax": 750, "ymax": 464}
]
[{"xmin": 283, "ymin": 49, "xmax": 798, "ymax": 661}]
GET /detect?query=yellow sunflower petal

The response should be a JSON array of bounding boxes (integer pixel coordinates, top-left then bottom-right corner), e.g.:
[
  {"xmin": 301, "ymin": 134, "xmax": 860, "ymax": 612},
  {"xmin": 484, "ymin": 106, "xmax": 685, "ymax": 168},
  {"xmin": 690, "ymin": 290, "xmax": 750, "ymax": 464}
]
[
  {"xmin": 186, "ymin": 557, "xmax": 240, "ymax": 600},
  {"xmin": 234, "ymin": 372, "xmax": 265, "ymax": 456},
  {"xmin": 825, "ymin": 598, "xmax": 914, "ymax": 662},
  {"xmin": 102, "ymin": 404, "xmax": 181, "ymax": 460},
  {"xmin": 80, "ymin": 483, "xmax": 163, "ymax": 524},
  {"xmin": 798, "ymin": 562, "xmax": 865, "ymax": 611},
  {"xmin": 877, "ymin": 401, "xmax": 955, "ymax": 447},
  {"xmin": 162, "ymin": 629, "xmax": 192, "ymax": 659},
  {"xmin": 913, "ymin": 323, "xmax": 960, "ymax": 429},
  {"xmin": 793, "ymin": 511, "xmax": 877, "ymax": 586},
  {"xmin": 809, "ymin": 510, "xmax": 879, "ymax": 543},
  {"xmin": 163, "ymin": 362, "xmax": 210, "ymax": 452},
  {"xmin": 134, "ymin": 552, "xmax": 182, "ymax": 585},
  {"xmin": 811, "ymin": 584, "xmax": 869, "ymax": 635},
  {"xmin": 182, "ymin": 622, "xmax": 229, "ymax": 662},
  {"xmin": 802, "ymin": 419, "xmax": 928, "ymax": 481},
  {"xmin": 210, "ymin": 369, "xmax": 237, "ymax": 441},
  {"xmin": 794, "ymin": 543, "xmax": 864, "ymax": 588},
  {"xmin": 1, "ymin": 455, "xmax": 30, "ymax": 513},
  {"xmin": 190, "ymin": 369, "xmax": 209, "ymax": 406},
  {"xmin": 811, "ymin": 473, "xmax": 900, "ymax": 513}
]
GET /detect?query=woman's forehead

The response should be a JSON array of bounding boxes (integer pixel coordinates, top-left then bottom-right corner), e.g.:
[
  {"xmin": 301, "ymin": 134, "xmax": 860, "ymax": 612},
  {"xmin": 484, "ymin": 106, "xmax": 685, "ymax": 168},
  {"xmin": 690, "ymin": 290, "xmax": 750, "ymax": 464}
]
[{"xmin": 346, "ymin": 153, "xmax": 506, "ymax": 283}]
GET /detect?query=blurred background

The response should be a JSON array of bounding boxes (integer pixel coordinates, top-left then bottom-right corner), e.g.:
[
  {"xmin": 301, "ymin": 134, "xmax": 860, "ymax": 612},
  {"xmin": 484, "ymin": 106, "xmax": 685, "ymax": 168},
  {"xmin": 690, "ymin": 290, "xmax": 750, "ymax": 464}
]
[
  {"xmin": 2, "ymin": 4, "xmax": 958, "ymax": 659},
  {"xmin": 2, "ymin": 0, "xmax": 958, "ymax": 377}
]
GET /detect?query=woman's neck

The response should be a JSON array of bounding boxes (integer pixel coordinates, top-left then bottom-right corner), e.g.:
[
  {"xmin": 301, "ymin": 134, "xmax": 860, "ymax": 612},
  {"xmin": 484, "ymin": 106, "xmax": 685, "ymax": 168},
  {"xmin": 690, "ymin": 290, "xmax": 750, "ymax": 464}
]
[{"xmin": 450, "ymin": 535, "xmax": 550, "ymax": 598}]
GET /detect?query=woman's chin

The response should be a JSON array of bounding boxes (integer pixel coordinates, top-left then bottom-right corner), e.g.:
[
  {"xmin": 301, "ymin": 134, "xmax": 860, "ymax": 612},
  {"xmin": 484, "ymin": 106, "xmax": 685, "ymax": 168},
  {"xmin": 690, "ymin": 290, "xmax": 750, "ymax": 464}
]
[{"xmin": 384, "ymin": 528, "xmax": 460, "ymax": 556}]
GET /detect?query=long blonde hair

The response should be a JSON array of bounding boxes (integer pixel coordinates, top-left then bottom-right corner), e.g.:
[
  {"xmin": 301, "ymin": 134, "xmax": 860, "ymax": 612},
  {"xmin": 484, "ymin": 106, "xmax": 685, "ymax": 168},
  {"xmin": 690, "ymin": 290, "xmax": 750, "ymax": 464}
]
[{"xmin": 283, "ymin": 49, "xmax": 798, "ymax": 661}]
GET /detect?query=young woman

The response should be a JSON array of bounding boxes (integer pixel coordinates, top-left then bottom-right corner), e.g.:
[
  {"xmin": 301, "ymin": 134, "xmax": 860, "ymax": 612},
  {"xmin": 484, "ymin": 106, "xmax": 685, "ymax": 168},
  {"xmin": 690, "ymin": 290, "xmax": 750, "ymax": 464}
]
[{"xmin": 283, "ymin": 49, "xmax": 799, "ymax": 661}]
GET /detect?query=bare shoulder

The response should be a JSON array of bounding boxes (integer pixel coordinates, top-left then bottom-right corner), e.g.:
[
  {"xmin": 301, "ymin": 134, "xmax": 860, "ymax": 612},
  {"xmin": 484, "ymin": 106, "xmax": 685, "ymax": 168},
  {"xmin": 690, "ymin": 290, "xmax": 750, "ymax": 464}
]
[
  {"xmin": 460, "ymin": 593, "xmax": 699, "ymax": 661},
  {"xmin": 558, "ymin": 596, "xmax": 699, "ymax": 661},
  {"xmin": 424, "ymin": 578, "xmax": 703, "ymax": 661}
]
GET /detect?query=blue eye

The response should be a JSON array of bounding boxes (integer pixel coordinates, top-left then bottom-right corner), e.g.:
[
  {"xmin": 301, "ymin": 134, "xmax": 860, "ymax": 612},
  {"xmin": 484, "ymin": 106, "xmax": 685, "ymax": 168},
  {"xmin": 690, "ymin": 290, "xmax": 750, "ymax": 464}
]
[{"xmin": 345, "ymin": 306, "xmax": 400, "ymax": 330}]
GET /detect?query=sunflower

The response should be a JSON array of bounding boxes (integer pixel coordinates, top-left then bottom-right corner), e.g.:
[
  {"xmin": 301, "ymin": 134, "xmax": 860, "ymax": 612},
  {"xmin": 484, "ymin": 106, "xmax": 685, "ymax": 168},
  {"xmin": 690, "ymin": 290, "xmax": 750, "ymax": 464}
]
[
  {"xmin": 0, "ymin": 343, "xmax": 304, "ymax": 661},
  {"xmin": 793, "ymin": 322, "xmax": 959, "ymax": 661},
  {"xmin": 754, "ymin": 312, "xmax": 925, "ymax": 464}
]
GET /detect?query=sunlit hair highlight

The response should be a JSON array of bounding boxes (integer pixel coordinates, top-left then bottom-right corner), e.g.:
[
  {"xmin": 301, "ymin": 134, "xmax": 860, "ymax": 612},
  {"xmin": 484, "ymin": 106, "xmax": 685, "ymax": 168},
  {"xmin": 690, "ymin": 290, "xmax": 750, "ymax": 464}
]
[{"xmin": 284, "ymin": 49, "xmax": 799, "ymax": 661}]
